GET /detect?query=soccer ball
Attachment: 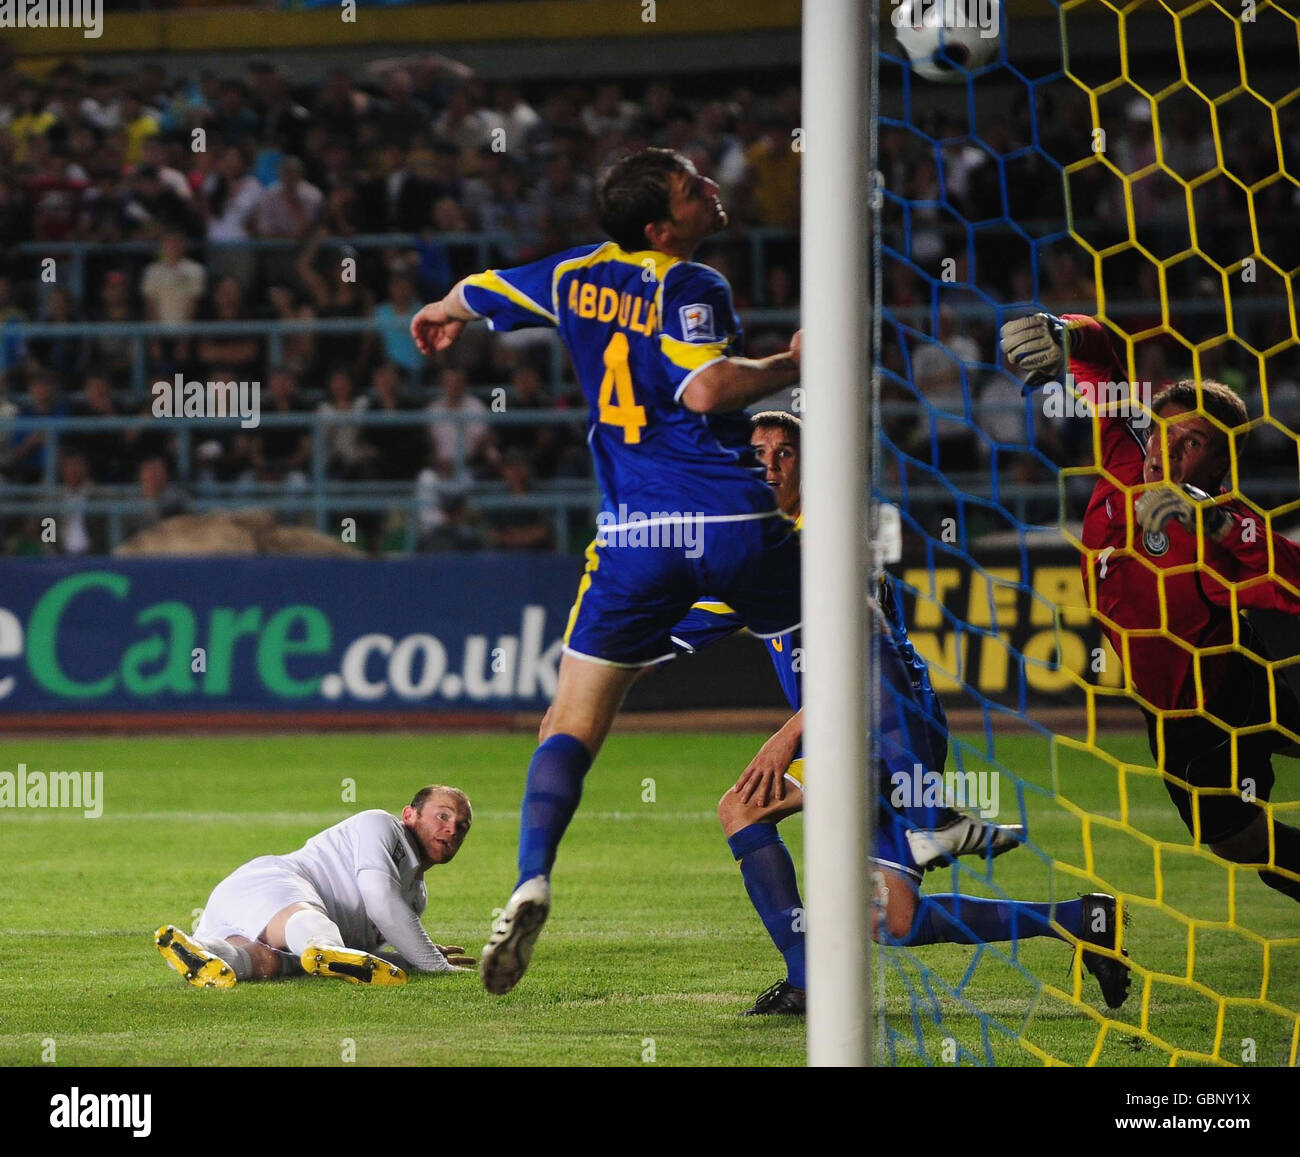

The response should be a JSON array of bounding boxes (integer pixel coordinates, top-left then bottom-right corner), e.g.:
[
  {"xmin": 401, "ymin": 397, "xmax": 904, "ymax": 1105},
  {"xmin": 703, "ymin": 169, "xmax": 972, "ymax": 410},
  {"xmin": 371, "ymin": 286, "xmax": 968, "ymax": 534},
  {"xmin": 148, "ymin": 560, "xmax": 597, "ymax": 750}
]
[{"xmin": 893, "ymin": 0, "xmax": 1002, "ymax": 83}]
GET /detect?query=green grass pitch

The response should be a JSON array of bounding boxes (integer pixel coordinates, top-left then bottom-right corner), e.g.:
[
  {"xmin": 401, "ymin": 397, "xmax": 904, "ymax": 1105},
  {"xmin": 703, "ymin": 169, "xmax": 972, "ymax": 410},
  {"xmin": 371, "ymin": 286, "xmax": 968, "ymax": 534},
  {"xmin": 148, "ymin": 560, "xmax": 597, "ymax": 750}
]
[{"xmin": 0, "ymin": 730, "xmax": 1296, "ymax": 1067}]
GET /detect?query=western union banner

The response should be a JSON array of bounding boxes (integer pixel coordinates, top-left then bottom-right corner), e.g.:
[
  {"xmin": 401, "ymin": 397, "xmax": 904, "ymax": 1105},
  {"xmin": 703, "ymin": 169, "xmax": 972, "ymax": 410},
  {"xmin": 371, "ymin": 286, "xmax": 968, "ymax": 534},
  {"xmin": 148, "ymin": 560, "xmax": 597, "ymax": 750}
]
[{"xmin": 897, "ymin": 544, "xmax": 1119, "ymax": 706}]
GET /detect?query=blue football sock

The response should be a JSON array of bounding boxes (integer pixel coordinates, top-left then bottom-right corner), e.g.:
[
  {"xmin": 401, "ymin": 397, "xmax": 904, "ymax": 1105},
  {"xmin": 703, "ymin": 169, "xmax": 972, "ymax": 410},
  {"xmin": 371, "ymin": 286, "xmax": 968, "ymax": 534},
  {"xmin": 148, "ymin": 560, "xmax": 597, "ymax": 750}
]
[
  {"xmin": 900, "ymin": 894, "xmax": 1083, "ymax": 946},
  {"xmin": 515, "ymin": 733, "xmax": 592, "ymax": 889},
  {"xmin": 728, "ymin": 823, "xmax": 806, "ymax": 989}
]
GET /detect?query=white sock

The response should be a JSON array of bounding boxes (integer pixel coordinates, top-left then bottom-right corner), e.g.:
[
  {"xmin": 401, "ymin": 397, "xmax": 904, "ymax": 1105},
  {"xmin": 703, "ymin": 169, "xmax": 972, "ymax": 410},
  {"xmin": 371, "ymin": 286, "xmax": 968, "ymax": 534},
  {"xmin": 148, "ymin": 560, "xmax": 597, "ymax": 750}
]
[
  {"xmin": 283, "ymin": 909, "xmax": 346, "ymax": 956},
  {"xmin": 196, "ymin": 936, "xmax": 253, "ymax": 981}
]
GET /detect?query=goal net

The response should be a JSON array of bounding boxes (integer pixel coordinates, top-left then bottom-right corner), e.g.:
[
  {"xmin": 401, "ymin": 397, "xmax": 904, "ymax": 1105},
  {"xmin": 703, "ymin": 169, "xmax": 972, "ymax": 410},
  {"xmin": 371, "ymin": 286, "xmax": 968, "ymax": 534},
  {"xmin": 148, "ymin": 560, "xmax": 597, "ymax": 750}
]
[{"xmin": 874, "ymin": 0, "xmax": 1300, "ymax": 1066}]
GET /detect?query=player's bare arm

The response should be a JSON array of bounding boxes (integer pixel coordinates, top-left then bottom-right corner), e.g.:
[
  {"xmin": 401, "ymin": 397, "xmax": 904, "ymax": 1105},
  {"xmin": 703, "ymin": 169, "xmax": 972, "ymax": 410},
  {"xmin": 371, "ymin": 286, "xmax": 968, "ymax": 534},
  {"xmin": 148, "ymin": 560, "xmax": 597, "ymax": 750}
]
[{"xmin": 680, "ymin": 333, "xmax": 802, "ymax": 414}]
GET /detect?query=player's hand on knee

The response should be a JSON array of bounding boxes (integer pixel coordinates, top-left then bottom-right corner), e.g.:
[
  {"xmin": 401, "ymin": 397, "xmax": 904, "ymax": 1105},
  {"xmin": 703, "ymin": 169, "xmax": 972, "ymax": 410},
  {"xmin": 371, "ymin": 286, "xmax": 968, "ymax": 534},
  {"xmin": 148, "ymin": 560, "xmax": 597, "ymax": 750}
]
[
  {"xmin": 1135, "ymin": 482, "xmax": 1230, "ymax": 542},
  {"xmin": 999, "ymin": 312, "xmax": 1072, "ymax": 389},
  {"xmin": 734, "ymin": 760, "xmax": 786, "ymax": 808}
]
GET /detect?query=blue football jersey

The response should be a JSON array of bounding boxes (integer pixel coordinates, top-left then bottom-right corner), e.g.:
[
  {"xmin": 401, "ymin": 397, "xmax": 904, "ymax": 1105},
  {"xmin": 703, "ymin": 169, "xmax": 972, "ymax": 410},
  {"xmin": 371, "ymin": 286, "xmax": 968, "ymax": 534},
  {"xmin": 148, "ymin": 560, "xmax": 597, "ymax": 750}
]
[{"xmin": 460, "ymin": 242, "xmax": 775, "ymax": 518}]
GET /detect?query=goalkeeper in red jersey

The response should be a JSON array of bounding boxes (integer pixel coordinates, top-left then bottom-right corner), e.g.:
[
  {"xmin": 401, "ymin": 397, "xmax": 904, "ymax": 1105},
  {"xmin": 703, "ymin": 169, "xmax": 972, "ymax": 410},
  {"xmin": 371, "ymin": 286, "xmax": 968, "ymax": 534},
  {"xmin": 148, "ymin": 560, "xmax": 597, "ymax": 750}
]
[{"xmin": 1001, "ymin": 312, "xmax": 1300, "ymax": 904}]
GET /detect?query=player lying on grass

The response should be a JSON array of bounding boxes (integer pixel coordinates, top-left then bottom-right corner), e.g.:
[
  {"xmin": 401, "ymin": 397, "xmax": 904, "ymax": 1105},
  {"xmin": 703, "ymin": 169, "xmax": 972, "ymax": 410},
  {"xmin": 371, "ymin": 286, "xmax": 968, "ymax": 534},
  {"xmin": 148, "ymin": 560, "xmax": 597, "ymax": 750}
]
[
  {"xmin": 411, "ymin": 148, "xmax": 803, "ymax": 995},
  {"xmin": 671, "ymin": 411, "xmax": 1023, "ymax": 1014},
  {"xmin": 154, "ymin": 785, "xmax": 475, "ymax": 988},
  {"xmin": 1002, "ymin": 312, "xmax": 1300, "ymax": 904},
  {"xmin": 726, "ymin": 603, "xmax": 1131, "ymax": 1014}
]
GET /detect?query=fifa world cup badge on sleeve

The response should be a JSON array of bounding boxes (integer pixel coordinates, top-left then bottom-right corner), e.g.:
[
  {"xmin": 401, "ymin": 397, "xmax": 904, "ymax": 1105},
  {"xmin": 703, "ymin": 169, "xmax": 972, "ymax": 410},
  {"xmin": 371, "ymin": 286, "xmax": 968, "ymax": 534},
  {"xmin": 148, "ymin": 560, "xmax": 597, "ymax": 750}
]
[{"xmin": 679, "ymin": 303, "xmax": 715, "ymax": 341}]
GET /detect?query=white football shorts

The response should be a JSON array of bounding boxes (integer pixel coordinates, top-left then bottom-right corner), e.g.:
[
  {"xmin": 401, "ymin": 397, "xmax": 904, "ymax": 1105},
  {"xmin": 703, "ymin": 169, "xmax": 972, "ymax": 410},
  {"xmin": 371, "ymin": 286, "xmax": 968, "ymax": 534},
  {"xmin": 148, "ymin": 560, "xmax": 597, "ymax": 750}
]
[{"xmin": 194, "ymin": 855, "xmax": 327, "ymax": 943}]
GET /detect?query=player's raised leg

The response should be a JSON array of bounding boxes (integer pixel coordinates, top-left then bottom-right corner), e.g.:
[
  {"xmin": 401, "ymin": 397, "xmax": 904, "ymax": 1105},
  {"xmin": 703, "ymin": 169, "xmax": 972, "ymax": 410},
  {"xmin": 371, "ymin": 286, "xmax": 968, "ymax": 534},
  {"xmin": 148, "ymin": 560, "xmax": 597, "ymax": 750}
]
[{"xmin": 481, "ymin": 653, "xmax": 640, "ymax": 996}]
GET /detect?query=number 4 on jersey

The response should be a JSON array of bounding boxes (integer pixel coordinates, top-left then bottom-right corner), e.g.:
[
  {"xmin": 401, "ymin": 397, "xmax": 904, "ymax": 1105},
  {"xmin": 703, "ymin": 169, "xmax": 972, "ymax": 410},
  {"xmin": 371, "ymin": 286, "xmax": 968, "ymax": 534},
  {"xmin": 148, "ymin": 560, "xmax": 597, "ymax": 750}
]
[{"xmin": 598, "ymin": 332, "xmax": 647, "ymax": 444}]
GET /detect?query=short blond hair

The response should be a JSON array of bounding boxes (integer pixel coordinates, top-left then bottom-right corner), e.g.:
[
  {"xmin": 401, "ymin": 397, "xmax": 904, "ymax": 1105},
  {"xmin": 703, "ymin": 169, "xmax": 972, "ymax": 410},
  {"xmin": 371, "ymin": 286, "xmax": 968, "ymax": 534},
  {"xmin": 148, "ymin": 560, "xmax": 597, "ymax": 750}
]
[
  {"xmin": 410, "ymin": 784, "xmax": 473, "ymax": 824},
  {"xmin": 1152, "ymin": 378, "xmax": 1248, "ymax": 454}
]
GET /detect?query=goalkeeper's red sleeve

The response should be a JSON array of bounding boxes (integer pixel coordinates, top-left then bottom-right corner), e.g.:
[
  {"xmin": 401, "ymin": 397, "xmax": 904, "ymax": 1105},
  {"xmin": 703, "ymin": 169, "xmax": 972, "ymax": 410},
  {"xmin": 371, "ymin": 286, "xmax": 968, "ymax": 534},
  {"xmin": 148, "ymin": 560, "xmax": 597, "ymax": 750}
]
[
  {"xmin": 1062, "ymin": 314, "xmax": 1147, "ymax": 480},
  {"xmin": 1199, "ymin": 513, "xmax": 1300, "ymax": 613}
]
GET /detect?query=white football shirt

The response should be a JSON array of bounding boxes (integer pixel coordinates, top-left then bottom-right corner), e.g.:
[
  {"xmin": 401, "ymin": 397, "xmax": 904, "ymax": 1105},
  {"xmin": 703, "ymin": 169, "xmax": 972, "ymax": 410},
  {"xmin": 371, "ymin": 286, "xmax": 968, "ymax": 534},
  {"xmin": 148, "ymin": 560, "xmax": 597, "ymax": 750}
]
[{"xmin": 281, "ymin": 809, "xmax": 451, "ymax": 971}]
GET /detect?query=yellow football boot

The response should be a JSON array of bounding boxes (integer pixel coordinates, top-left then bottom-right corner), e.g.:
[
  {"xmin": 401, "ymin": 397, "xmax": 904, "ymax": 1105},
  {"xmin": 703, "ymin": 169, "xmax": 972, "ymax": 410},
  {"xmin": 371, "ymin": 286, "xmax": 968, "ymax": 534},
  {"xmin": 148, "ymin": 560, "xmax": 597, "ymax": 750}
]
[
  {"xmin": 300, "ymin": 945, "xmax": 407, "ymax": 986},
  {"xmin": 154, "ymin": 924, "xmax": 237, "ymax": 989}
]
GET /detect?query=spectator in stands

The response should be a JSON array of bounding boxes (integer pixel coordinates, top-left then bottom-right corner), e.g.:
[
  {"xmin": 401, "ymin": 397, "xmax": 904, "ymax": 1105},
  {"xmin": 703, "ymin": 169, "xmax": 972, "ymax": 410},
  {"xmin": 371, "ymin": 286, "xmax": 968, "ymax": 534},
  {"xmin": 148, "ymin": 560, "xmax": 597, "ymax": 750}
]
[
  {"xmin": 364, "ymin": 361, "xmax": 429, "ymax": 482},
  {"xmin": 357, "ymin": 143, "xmax": 435, "ymax": 234},
  {"xmin": 908, "ymin": 305, "xmax": 981, "ymax": 473},
  {"xmin": 312, "ymin": 68, "xmax": 363, "ymax": 146},
  {"xmin": 141, "ymin": 231, "xmax": 206, "ymax": 371},
  {"xmin": 0, "ymin": 175, "xmax": 35, "ymax": 266},
  {"xmin": 28, "ymin": 144, "xmax": 89, "ymax": 241},
  {"xmin": 484, "ymin": 448, "xmax": 553, "ymax": 551},
  {"xmin": 374, "ymin": 269, "xmax": 423, "ymax": 382},
  {"xmin": 138, "ymin": 137, "xmax": 194, "ymax": 204},
  {"xmin": 120, "ymin": 454, "xmax": 190, "ymax": 541},
  {"xmin": 52, "ymin": 446, "xmax": 106, "ymax": 556},
  {"xmin": 528, "ymin": 153, "xmax": 595, "ymax": 247},
  {"xmin": 266, "ymin": 285, "xmax": 321, "ymax": 382},
  {"xmin": 202, "ymin": 146, "xmax": 262, "ymax": 290},
  {"xmin": 9, "ymin": 78, "xmax": 55, "ymax": 164},
  {"xmin": 371, "ymin": 68, "xmax": 434, "ymax": 149},
  {"xmin": 318, "ymin": 366, "xmax": 373, "ymax": 480},
  {"xmin": 70, "ymin": 372, "xmax": 128, "ymax": 484},
  {"xmin": 29, "ymin": 285, "xmax": 84, "ymax": 381},
  {"xmin": 249, "ymin": 60, "xmax": 311, "ymax": 158},
  {"xmin": 485, "ymin": 83, "xmax": 540, "ymax": 159},
  {"xmin": 126, "ymin": 163, "xmax": 202, "ymax": 240},
  {"xmin": 0, "ymin": 276, "xmax": 27, "ymax": 373},
  {"xmin": 9, "ymin": 369, "xmax": 67, "ymax": 484},
  {"xmin": 253, "ymin": 367, "xmax": 312, "ymax": 486},
  {"xmin": 252, "ymin": 156, "xmax": 322, "ymax": 242},
  {"xmin": 0, "ymin": 369, "xmax": 18, "ymax": 476},
  {"xmin": 85, "ymin": 271, "xmax": 135, "ymax": 388},
  {"xmin": 209, "ymin": 79, "xmax": 261, "ymax": 152},
  {"xmin": 492, "ymin": 362, "xmax": 559, "ymax": 479},
  {"xmin": 581, "ymin": 83, "xmax": 637, "ymax": 139},
  {"xmin": 427, "ymin": 365, "xmax": 490, "ymax": 480},
  {"xmin": 78, "ymin": 165, "xmax": 131, "ymax": 243},
  {"xmin": 294, "ymin": 233, "xmax": 375, "ymax": 378},
  {"xmin": 434, "ymin": 85, "xmax": 492, "ymax": 153},
  {"xmin": 196, "ymin": 275, "xmax": 262, "ymax": 379},
  {"xmin": 119, "ymin": 90, "xmax": 162, "ymax": 165},
  {"xmin": 741, "ymin": 116, "xmax": 800, "ymax": 230},
  {"xmin": 475, "ymin": 158, "xmax": 544, "ymax": 262},
  {"xmin": 417, "ymin": 487, "xmax": 482, "ymax": 553}
]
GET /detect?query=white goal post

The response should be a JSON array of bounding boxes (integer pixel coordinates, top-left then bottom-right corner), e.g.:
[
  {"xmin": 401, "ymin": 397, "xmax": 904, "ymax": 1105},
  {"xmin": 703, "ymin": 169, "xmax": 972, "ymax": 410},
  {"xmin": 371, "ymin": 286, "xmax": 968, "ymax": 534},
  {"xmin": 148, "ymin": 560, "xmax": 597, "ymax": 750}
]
[{"xmin": 801, "ymin": 0, "xmax": 874, "ymax": 1067}]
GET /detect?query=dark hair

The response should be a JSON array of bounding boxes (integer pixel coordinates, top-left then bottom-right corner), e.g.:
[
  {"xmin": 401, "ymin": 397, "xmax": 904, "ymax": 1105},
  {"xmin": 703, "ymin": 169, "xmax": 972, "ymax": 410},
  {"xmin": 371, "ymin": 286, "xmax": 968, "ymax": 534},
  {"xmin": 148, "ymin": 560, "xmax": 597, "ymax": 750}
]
[
  {"xmin": 1152, "ymin": 378, "xmax": 1248, "ymax": 456},
  {"xmin": 596, "ymin": 147, "xmax": 689, "ymax": 252},
  {"xmin": 751, "ymin": 410, "xmax": 802, "ymax": 440}
]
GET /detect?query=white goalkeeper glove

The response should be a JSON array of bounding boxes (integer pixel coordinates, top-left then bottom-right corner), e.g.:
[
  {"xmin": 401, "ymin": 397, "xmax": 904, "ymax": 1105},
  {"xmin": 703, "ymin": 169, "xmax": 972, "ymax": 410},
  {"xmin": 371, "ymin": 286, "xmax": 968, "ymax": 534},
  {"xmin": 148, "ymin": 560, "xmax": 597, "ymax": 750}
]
[
  {"xmin": 1134, "ymin": 482, "xmax": 1231, "ymax": 543},
  {"xmin": 1000, "ymin": 312, "xmax": 1076, "ymax": 392}
]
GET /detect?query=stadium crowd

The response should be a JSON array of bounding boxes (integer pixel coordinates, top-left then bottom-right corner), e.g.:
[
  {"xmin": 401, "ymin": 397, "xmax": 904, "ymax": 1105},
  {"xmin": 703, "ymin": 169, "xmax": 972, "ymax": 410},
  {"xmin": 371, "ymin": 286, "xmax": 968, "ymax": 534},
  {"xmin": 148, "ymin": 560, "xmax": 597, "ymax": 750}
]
[{"xmin": 0, "ymin": 47, "xmax": 1296, "ymax": 552}]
